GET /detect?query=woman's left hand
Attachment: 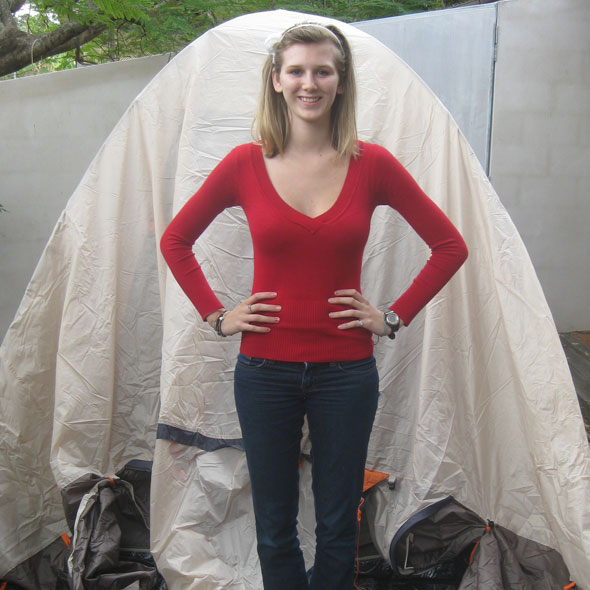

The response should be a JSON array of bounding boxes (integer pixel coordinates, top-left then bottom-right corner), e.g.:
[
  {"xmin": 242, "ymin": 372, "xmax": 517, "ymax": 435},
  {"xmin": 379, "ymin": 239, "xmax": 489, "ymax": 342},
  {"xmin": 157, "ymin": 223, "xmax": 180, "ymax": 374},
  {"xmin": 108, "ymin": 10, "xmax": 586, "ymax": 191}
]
[{"xmin": 328, "ymin": 289, "xmax": 387, "ymax": 336}]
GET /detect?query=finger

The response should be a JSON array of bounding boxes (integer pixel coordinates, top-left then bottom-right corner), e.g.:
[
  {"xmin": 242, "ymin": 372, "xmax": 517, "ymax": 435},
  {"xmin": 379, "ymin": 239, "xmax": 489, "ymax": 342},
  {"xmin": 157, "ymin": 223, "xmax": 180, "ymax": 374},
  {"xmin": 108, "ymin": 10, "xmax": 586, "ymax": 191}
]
[
  {"xmin": 248, "ymin": 314, "xmax": 280, "ymax": 324},
  {"xmin": 333, "ymin": 289, "xmax": 363, "ymax": 299},
  {"xmin": 241, "ymin": 322, "xmax": 272, "ymax": 333},
  {"xmin": 337, "ymin": 319, "xmax": 366, "ymax": 330},
  {"xmin": 221, "ymin": 313, "xmax": 276, "ymax": 336},
  {"xmin": 247, "ymin": 291, "xmax": 278, "ymax": 303},
  {"xmin": 328, "ymin": 309, "xmax": 360, "ymax": 319},
  {"xmin": 247, "ymin": 303, "xmax": 282, "ymax": 313},
  {"xmin": 328, "ymin": 296, "xmax": 362, "ymax": 308}
]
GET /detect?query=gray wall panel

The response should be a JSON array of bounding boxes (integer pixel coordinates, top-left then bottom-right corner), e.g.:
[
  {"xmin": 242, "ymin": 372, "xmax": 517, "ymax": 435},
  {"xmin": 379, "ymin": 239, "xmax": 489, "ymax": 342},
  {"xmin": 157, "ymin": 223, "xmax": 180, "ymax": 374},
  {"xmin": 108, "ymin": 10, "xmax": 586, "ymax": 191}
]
[
  {"xmin": 0, "ymin": 54, "xmax": 171, "ymax": 340},
  {"xmin": 353, "ymin": 4, "xmax": 497, "ymax": 171},
  {"xmin": 490, "ymin": 0, "xmax": 590, "ymax": 331}
]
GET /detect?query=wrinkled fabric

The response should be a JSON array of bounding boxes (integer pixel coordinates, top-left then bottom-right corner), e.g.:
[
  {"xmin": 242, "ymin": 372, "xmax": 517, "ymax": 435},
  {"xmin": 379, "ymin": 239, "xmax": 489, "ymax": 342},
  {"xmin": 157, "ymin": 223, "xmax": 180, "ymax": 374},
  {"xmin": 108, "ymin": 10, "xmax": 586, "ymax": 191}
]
[
  {"xmin": 390, "ymin": 498, "xmax": 572, "ymax": 588},
  {"xmin": 459, "ymin": 521, "xmax": 572, "ymax": 589},
  {"xmin": 0, "ymin": 8, "xmax": 588, "ymax": 590},
  {"xmin": 390, "ymin": 498, "xmax": 486, "ymax": 574},
  {"xmin": 68, "ymin": 477, "xmax": 160, "ymax": 590},
  {"xmin": 1, "ymin": 534, "xmax": 72, "ymax": 590}
]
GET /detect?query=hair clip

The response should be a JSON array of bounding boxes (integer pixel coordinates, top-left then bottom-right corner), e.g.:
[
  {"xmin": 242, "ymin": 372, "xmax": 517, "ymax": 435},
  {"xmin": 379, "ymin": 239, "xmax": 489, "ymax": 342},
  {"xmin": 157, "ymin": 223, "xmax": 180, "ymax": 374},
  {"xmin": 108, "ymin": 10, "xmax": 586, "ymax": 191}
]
[{"xmin": 264, "ymin": 33, "xmax": 282, "ymax": 64}]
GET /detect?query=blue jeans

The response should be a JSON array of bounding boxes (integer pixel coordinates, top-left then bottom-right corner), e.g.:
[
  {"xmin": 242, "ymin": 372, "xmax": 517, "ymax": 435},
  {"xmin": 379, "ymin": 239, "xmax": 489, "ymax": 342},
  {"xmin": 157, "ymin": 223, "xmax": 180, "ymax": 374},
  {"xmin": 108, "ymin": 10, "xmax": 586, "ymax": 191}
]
[{"xmin": 234, "ymin": 353, "xmax": 380, "ymax": 590}]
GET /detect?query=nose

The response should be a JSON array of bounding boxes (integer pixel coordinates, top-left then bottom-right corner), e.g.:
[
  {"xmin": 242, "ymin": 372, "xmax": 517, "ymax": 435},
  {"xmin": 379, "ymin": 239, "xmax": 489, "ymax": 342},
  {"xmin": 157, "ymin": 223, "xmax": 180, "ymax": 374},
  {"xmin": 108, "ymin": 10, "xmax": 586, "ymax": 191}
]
[{"xmin": 302, "ymin": 72, "xmax": 317, "ymax": 90}]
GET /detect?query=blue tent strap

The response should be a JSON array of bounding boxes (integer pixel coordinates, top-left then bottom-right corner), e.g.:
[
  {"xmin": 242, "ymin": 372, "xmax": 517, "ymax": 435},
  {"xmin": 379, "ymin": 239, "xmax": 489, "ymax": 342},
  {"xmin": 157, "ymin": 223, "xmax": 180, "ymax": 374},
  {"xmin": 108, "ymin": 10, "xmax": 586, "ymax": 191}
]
[
  {"xmin": 157, "ymin": 423, "xmax": 244, "ymax": 451},
  {"xmin": 123, "ymin": 459, "xmax": 154, "ymax": 471}
]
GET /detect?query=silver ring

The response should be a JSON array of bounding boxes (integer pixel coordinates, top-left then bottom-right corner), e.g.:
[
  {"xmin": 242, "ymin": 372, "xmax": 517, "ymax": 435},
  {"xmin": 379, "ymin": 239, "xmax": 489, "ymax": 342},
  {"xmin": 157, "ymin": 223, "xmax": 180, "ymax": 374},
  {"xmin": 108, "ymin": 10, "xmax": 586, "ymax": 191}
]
[
  {"xmin": 358, "ymin": 319, "xmax": 364, "ymax": 327},
  {"xmin": 248, "ymin": 304, "xmax": 252, "ymax": 313}
]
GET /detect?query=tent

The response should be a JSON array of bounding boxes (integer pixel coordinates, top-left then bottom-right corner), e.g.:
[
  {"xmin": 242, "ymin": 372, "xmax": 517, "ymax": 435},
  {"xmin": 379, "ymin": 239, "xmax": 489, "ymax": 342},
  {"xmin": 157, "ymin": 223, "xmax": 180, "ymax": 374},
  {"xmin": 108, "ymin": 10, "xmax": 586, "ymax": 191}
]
[{"xmin": 1, "ymin": 9, "xmax": 589, "ymax": 589}]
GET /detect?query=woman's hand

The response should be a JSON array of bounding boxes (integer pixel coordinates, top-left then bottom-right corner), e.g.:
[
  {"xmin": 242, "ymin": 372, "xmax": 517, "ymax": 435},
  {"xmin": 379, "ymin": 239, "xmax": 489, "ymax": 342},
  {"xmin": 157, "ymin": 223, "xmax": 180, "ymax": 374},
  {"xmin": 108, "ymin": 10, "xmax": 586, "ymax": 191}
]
[
  {"xmin": 206, "ymin": 292, "xmax": 281, "ymax": 336},
  {"xmin": 328, "ymin": 289, "xmax": 391, "ymax": 336}
]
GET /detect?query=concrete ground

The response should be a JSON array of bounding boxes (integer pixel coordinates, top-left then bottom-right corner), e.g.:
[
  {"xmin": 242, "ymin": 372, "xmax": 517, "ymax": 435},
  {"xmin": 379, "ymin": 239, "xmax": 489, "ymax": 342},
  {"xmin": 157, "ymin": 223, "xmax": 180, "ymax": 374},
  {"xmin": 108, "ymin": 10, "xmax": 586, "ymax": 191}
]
[{"xmin": 560, "ymin": 331, "xmax": 590, "ymax": 442}]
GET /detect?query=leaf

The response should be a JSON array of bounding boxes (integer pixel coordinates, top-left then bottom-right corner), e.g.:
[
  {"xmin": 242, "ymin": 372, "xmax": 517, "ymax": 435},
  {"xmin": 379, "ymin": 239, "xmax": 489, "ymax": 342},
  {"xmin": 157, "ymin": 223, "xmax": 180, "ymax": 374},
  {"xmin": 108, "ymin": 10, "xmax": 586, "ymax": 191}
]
[{"xmin": 92, "ymin": 0, "xmax": 150, "ymax": 24}]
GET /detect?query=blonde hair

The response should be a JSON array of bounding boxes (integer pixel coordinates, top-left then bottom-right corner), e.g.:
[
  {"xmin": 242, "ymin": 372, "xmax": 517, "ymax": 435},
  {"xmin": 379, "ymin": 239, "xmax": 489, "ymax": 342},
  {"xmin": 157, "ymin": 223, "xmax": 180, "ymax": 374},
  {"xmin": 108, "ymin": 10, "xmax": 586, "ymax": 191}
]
[{"xmin": 253, "ymin": 23, "xmax": 358, "ymax": 158}]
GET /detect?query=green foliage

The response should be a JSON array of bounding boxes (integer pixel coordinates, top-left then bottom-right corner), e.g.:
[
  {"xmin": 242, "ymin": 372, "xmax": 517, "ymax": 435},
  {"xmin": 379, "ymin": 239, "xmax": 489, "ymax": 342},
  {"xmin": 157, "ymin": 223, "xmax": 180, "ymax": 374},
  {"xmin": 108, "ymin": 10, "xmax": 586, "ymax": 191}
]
[
  {"xmin": 10, "ymin": 0, "xmax": 446, "ymax": 76},
  {"xmin": 28, "ymin": 0, "xmax": 150, "ymax": 25},
  {"xmin": 90, "ymin": 0, "xmax": 150, "ymax": 24}
]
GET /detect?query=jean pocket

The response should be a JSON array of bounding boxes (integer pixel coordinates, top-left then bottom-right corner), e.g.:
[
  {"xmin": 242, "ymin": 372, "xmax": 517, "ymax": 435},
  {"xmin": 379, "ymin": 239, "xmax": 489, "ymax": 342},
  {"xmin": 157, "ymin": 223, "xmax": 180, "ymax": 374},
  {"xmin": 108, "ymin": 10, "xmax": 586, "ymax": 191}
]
[
  {"xmin": 336, "ymin": 356, "xmax": 377, "ymax": 374},
  {"xmin": 236, "ymin": 353, "xmax": 268, "ymax": 369}
]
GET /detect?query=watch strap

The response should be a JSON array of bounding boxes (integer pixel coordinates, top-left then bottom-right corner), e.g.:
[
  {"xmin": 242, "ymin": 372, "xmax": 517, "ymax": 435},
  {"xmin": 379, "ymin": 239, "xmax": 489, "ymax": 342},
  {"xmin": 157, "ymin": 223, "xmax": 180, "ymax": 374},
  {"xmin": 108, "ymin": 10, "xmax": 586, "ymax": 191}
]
[{"xmin": 215, "ymin": 310, "xmax": 228, "ymax": 337}]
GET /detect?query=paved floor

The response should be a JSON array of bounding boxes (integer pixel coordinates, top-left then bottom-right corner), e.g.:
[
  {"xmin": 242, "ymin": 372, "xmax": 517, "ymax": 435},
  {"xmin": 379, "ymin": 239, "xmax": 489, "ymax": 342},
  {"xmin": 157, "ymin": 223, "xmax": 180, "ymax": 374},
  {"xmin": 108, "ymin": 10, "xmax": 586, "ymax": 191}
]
[{"xmin": 560, "ymin": 331, "xmax": 590, "ymax": 441}]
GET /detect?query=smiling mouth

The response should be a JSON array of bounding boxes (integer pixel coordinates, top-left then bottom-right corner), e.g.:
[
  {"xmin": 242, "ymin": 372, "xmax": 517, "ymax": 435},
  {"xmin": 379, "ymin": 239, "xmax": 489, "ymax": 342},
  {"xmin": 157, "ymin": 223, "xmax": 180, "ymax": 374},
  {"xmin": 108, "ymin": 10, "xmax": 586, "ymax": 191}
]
[{"xmin": 299, "ymin": 97, "xmax": 321, "ymax": 103}]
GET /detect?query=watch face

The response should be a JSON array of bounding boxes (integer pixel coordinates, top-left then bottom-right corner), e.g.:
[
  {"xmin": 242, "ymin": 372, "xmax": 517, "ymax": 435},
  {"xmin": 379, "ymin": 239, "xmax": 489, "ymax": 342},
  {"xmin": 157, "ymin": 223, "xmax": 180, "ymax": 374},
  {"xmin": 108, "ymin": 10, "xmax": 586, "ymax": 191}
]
[{"xmin": 385, "ymin": 311, "xmax": 400, "ymax": 330}]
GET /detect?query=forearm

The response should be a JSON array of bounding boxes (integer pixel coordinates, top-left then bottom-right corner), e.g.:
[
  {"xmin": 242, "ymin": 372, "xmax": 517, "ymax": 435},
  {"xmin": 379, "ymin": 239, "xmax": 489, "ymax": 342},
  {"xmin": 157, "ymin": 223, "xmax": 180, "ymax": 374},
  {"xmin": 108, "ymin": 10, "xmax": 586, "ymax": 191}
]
[
  {"xmin": 160, "ymin": 146, "xmax": 241, "ymax": 319},
  {"xmin": 391, "ymin": 234, "xmax": 468, "ymax": 325}
]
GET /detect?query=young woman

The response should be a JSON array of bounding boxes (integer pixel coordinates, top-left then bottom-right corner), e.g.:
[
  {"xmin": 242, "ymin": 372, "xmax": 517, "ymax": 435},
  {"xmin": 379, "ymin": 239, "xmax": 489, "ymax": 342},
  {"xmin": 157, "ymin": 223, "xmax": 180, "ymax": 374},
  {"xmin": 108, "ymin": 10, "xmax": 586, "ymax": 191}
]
[{"xmin": 160, "ymin": 23, "xmax": 468, "ymax": 590}]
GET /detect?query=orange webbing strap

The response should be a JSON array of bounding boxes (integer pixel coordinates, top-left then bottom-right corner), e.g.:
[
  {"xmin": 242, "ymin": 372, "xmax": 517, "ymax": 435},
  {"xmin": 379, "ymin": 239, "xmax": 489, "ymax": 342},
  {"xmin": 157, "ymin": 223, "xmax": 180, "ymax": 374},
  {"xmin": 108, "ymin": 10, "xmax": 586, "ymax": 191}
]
[
  {"xmin": 353, "ymin": 469, "xmax": 389, "ymax": 589},
  {"xmin": 362, "ymin": 469, "xmax": 389, "ymax": 493},
  {"xmin": 1, "ymin": 580, "xmax": 7, "ymax": 590},
  {"xmin": 353, "ymin": 497, "xmax": 366, "ymax": 590},
  {"xmin": 564, "ymin": 582, "xmax": 576, "ymax": 589},
  {"xmin": 469, "ymin": 524, "xmax": 491, "ymax": 565}
]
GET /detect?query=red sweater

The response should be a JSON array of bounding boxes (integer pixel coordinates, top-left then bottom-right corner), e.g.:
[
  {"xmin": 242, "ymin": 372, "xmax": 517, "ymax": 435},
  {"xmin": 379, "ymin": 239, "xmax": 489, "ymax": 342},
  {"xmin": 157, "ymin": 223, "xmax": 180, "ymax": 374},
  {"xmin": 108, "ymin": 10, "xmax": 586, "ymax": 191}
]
[{"xmin": 160, "ymin": 142, "xmax": 468, "ymax": 362}]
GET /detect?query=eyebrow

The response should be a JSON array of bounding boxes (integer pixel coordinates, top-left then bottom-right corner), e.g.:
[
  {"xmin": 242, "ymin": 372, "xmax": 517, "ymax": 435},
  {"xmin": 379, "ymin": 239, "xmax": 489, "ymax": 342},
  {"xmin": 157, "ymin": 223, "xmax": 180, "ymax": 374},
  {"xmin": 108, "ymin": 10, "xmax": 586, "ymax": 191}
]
[{"xmin": 285, "ymin": 63, "xmax": 336, "ymax": 69}]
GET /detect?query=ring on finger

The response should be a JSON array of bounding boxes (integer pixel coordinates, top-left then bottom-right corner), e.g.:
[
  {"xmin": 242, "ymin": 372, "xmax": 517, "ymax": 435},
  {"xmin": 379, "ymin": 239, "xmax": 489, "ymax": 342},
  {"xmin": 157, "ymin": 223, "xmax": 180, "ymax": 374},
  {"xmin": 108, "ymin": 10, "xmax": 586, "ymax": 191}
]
[
  {"xmin": 248, "ymin": 304, "xmax": 253, "ymax": 313},
  {"xmin": 358, "ymin": 319, "xmax": 364, "ymax": 328}
]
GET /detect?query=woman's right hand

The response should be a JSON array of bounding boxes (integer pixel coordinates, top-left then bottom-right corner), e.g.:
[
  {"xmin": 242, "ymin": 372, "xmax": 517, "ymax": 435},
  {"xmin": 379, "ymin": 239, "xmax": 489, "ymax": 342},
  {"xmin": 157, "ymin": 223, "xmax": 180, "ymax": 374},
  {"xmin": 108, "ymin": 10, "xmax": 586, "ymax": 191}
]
[{"xmin": 206, "ymin": 292, "xmax": 281, "ymax": 336}]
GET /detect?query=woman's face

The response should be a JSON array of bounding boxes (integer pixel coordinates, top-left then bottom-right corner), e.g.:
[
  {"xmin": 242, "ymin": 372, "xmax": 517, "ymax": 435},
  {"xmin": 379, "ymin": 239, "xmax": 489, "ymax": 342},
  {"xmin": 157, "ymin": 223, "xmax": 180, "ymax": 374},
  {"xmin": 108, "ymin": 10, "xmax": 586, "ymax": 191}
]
[{"xmin": 272, "ymin": 41, "xmax": 342, "ymax": 126}]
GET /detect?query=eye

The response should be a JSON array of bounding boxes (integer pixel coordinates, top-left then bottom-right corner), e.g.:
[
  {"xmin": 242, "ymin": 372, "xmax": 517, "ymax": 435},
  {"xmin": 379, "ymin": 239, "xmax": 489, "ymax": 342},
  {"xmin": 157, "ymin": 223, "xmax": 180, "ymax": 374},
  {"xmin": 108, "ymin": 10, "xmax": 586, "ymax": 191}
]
[
  {"xmin": 287, "ymin": 68, "xmax": 302, "ymax": 75},
  {"xmin": 317, "ymin": 68, "xmax": 334, "ymax": 77}
]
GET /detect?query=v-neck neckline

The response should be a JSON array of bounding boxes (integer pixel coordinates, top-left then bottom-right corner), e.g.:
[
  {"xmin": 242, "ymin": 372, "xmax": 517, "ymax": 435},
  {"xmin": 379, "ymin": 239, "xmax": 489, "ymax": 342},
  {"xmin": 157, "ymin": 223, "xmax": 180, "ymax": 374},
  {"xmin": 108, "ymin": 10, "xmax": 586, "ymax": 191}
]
[{"xmin": 252, "ymin": 143, "xmax": 360, "ymax": 229}]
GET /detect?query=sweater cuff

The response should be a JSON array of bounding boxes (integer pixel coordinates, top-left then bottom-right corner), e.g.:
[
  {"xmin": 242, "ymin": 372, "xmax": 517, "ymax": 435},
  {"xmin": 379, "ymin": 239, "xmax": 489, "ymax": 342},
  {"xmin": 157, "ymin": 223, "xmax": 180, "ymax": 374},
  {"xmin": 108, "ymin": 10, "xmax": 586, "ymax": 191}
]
[
  {"xmin": 388, "ymin": 304, "xmax": 411, "ymax": 327},
  {"xmin": 198, "ymin": 296, "xmax": 225, "ymax": 322}
]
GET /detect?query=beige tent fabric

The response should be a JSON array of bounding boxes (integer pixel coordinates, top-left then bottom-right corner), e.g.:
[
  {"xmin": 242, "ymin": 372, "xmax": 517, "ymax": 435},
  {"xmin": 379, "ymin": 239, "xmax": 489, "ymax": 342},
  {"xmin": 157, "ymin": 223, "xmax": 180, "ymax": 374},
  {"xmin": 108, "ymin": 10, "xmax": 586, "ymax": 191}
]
[{"xmin": 0, "ymin": 9, "xmax": 588, "ymax": 588}]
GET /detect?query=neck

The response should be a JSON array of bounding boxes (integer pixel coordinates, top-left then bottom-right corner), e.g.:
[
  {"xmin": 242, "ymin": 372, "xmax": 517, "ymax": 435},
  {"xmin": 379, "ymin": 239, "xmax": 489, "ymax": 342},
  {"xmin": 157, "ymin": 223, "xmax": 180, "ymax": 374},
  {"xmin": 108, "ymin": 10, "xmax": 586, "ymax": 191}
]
[{"xmin": 285, "ymin": 116, "xmax": 335, "ymax": 157}]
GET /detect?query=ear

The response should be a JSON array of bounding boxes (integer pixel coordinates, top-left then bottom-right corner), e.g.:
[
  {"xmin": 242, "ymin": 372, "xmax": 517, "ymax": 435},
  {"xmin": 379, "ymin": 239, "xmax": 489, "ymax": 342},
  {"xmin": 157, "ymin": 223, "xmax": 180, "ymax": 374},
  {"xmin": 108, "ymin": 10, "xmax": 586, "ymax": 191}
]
[{"xmin": 272, "ymin": 70, "xmax": 283, "ymax": 93}]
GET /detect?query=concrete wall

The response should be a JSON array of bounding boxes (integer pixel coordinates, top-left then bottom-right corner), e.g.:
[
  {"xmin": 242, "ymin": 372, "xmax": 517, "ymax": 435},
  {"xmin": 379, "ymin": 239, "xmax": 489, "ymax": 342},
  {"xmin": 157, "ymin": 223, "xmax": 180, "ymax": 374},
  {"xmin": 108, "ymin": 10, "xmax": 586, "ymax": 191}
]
[
  {"xmin": 0, "ymin": 54, "xmax": 171, "ymax": 339},
  {"xmin": 354, "ymin": 3, "xmax": 497, "ymax": 172},
  {"xmin": 490, "ymin": 0, "xmax": 590, "ymax": 331}
]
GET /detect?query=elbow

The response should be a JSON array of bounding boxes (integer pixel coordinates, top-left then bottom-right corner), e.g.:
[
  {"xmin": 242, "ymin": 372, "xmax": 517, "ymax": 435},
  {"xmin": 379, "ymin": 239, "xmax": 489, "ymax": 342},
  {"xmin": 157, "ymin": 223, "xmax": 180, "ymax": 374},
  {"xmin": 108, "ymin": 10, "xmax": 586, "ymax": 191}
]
[
  {"xmin": 458, "ymin": 237, "xmax": 469, "ymax": 266},
  {"xmin": 451, "ymin": 237, "xmax": 469, "ymax": 276},
  {"xmin": 160, "ymin": 226, "xmax": 179, "ymax": 269},
  {"xmin": 434, "ymin": 235, "xmax": 469, "ymax": 273},
  {"xmin": 160, "ymin": 226, "xmax": 176, "ymax": 261},
  {"xmin": 160, "ymin": 228, "xmax": 169, "ymax": 255},
  {"xmin": 159, "ymin": 229, "xmax": 169, "ymax": 262}
]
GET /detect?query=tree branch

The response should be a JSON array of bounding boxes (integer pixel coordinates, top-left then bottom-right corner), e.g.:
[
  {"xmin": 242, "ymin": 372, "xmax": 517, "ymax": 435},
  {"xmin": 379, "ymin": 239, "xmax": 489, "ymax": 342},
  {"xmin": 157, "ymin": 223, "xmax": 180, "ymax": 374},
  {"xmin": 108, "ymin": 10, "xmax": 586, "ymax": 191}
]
[
  {"xmin": 0, "ymin": 0, "xmax": 17, "ymax": 27},
  {"xmin": 8, "ymin": 0, "xmax": 27, "ymax": 13},
  {"xmin": 44, "ymin": 23, "xmax": 106, "ymax": 57},
  {"xmin": 0, "ymin": 20, "xmax": 106, "ymax": 76}
]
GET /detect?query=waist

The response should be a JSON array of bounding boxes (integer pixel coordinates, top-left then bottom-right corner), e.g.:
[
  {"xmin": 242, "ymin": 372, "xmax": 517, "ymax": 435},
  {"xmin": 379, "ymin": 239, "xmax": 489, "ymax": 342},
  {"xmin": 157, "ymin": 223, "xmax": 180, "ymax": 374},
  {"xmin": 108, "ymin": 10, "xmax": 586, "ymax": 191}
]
[
  {"xmin": 237, "ymin": 353, "xmax": 376, "ymax": 372},
  {"xmin": 240, "ymin": 298, "xmax": 374, "ymax": 362}
]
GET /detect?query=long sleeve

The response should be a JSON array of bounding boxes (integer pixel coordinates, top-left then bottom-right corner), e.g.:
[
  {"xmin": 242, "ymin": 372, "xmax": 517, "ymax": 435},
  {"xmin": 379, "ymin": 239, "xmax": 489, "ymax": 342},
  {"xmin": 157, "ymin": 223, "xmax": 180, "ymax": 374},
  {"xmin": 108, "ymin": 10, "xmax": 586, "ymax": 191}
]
[
  {"xmin": 160, "ymin": 147, "xmax": 242, "ymax": 320},
  {"xmin": 370, "ymin": 144, "xmax": 468, "ymax": 325}
]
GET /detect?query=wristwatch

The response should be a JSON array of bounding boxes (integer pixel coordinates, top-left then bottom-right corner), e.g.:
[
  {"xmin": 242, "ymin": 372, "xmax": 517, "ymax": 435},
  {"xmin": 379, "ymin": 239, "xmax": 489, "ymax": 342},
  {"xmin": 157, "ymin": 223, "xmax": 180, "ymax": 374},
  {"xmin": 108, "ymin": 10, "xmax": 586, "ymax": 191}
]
[
  {"xmin": 383, "ymin": 311, "xmax": 401, "ymax": 340},
  {"xmin": 214, "ymin": 309, "xmax": 228, "ymax": 337}
]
